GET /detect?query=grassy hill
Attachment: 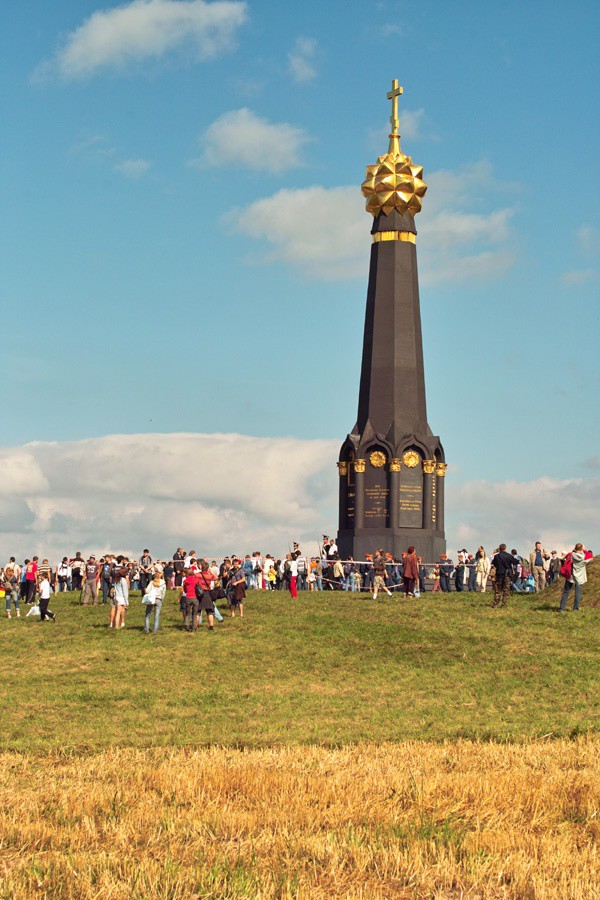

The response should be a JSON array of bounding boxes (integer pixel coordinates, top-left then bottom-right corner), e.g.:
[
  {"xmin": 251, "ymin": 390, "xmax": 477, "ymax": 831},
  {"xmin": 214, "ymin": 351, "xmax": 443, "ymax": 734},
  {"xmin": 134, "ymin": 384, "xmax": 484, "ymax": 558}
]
[
  {"xmin": 1, "ymin": 572, "xmax": 598, "ymax": 751},
  {"xmin": 1, "ymin": 574, "xmax": 599, "ymax": 898}
]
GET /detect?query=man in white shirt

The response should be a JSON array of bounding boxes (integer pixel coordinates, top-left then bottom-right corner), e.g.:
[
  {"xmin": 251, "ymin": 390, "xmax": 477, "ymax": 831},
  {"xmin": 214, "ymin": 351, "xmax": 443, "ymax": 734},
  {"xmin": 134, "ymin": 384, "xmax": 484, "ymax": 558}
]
[{"xmin": 184, "ymin": 550, "xmax": 198, "ymax": 571}]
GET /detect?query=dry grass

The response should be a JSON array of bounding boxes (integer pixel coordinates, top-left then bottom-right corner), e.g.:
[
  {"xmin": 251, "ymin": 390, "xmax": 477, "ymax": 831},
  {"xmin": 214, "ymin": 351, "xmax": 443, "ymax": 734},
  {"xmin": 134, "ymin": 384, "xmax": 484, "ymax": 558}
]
[{"xmin": 1, "ymin": 739, "xmax": 598, "ymax": 899}]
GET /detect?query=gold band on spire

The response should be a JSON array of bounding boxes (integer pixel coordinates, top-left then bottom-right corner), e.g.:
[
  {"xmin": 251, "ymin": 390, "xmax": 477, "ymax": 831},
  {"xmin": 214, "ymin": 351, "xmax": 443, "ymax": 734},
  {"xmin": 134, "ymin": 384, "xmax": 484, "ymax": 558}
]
[{"xmin": 372, "ymin": 231, "xmax": 415, "ymax": 244}]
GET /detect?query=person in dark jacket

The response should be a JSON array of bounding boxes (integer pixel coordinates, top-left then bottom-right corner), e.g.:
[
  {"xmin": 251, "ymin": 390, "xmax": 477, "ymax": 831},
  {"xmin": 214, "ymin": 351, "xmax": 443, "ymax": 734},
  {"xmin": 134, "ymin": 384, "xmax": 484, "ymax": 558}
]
[
  {"xmin": 490, "ymin": 544, "xmax": 516, "ymax": 608},
  {"xmin": 439, "ymin": 555, "xmax": 453, "ymax": 592}
]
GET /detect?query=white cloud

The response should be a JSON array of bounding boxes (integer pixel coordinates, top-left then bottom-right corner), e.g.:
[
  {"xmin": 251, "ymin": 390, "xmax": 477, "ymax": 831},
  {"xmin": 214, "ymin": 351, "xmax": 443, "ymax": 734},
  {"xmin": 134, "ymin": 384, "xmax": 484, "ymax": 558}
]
[
  {"xmin": 560, "ymin": 268, "xmax": 597, "ymax": 287},
  {"xmin": 230, "ymin": 162, "xmax": 516, "ymax": 283},
  {"xmin": 34, "ymin": 0, "xmax": 247, "ymax": 80},
  {"xmin": 447, "ymin": 476, "xmax": 600, "ymax": 557},
  {"xmin": 115, "ymin": 157, "xmax": 152, "ymax": 178},
  {"xmin": 381, "ymin": 23, "xmax": 403, "ymax": 37},
  {"xmin": 577, "ymin": 225, "xmax": 600, "ymax": 257},
  {"xmin": 1, "ymin": 434, "xmax": 597, "ymax": 563},
  {"xmin": 228, "ymin": 186, "xmax": 366, "ymax": 279},
  {"xmin": 0, "ymin": 433, "xmax": 337, "ymax": 561},
  {"xmin": 287, "ymin": 37, "xmax": 317, "ymax": 84},
  {"xmin": 369, "ymin": 109, "xmax": 425, "ymax": 146},
  {"xmin": 197, "ymin": 108, "xmax": 310, "ymax": 172}
]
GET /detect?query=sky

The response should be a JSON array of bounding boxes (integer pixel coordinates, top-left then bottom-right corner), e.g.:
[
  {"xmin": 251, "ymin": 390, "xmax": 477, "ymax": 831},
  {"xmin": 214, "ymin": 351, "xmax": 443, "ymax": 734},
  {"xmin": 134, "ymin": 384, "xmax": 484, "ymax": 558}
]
[{"xmin": 1, "ymin": 0, "xmax": 599, "ymax": 560}]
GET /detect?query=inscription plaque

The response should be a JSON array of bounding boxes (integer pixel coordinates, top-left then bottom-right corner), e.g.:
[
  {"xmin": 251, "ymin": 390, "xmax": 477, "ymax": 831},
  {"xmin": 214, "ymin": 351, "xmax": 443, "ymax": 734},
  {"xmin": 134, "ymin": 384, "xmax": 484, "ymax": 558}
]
[
  {"xmin": 364, "ymin": 461, "xmax": 389, "ymax": 526},
  {"xmin": 399, "ymin": 463, "xmax": 423, "ymax": 529}
]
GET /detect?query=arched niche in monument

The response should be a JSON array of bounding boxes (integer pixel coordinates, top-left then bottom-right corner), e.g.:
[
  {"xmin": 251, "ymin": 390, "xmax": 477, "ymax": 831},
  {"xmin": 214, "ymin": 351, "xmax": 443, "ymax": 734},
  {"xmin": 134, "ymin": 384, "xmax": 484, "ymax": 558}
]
[
  {"xmin": 398, "ymin": 446, "xmax": 424, "ymax": 530},
  {"xmin": 363, "ymin": 443, "xmax": 390, "ymax": 529}
]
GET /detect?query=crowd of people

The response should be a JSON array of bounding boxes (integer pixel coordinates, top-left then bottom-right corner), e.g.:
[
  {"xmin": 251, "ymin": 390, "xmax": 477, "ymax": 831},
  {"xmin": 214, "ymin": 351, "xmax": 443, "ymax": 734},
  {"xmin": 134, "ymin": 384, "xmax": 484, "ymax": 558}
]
[{"xmin": 0, "ymin": 537, "xmax": 594, "ymax": 627}]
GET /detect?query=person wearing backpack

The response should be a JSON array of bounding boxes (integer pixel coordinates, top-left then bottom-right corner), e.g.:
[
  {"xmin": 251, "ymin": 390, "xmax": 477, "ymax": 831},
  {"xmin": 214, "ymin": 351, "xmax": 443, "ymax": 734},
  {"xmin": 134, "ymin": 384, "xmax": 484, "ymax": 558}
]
[
  {"xmin": 3, "ymin": 560, "xmax": 20, "ymax": 618},
  {"xmin": 559, "ymin": 544, "xmax": 593, "ymax": 611},
  {"xmin": 56, "ymin": 558, "xmax": 72, "ymax": 592}
]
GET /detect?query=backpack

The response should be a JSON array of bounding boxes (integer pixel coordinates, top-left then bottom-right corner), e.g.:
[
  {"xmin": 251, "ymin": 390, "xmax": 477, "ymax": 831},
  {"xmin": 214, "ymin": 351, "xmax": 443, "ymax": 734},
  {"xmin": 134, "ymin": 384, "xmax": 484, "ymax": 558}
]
[{"xmin": 560, "ymin": 555, "xmax": 573, "ymax": 580}]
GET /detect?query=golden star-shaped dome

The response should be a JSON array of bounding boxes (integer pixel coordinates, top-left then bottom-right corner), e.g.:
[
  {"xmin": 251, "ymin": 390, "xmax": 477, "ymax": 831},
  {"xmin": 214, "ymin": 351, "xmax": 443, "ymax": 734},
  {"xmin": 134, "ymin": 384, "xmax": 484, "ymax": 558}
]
[{"xmin": 362, "ymin": 80, "xmax": 427, "ymax": 217}]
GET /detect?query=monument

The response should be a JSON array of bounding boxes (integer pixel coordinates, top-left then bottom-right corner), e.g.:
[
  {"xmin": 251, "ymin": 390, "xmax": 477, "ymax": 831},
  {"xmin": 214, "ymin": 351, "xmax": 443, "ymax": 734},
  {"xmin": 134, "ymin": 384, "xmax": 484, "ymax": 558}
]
[{"xmin": 337, "ymin": 79, "xmax": 447, "ymax": 563}]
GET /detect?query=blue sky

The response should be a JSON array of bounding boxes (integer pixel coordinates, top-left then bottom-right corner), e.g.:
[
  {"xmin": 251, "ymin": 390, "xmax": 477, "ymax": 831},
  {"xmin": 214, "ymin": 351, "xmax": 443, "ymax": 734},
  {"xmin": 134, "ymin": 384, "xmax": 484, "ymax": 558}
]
[{"xmin": 1, "ymin": 0, "xmax": 599, "ymax": 557}]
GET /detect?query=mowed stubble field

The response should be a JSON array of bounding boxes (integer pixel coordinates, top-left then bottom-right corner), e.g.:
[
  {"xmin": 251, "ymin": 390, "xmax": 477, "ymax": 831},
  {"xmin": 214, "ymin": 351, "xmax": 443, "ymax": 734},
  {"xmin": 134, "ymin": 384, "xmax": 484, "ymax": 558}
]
[{"xmin": 1, "ymin": 564, "xmax": 599, "ymax": 897}]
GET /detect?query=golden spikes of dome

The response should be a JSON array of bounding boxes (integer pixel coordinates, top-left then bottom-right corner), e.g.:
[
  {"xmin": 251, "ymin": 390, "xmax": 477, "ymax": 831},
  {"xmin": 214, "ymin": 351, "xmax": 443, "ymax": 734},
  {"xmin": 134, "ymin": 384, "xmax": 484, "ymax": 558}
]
[{"xmin": 361, "ymin": 79, "xmax": 427, "ymax": 218}]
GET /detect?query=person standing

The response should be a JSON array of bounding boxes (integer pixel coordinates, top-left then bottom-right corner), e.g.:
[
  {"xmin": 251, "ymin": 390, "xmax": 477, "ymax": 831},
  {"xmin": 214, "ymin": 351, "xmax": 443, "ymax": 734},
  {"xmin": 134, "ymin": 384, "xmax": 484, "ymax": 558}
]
[
  {"xmin": 402, "ymin": 546, "xmax": 419, "ymax": 597},
  {"xmin": 194, "ymin": 562, "xmax": 216, "ymax": 631},
  {"xmin": 70, "ymin": 553, "xmax": 85, "ymax": 592},
  {"xmin": 295, "ymin": 553, "xmax": 307, "ymax": 591},
  {"xmin": 4, "ymin": 559, "xmax": 21, "ymax": 617},
  {"xmin": 467, "ymin": 555, "xmax": 477, "ymax": 592},
  {"xmin": 24, "ymin": 557, "xmax": 39, "ymax": 605},
  {"xmin": 528, "ymin": 542, "xmax": 550, "ymax": 592},
  {"xmin": 475, "ymin": 548, "xmax": 491, "ymax": 592},
  {"xmin": 332, "ymin": 556, "xmax": 345, "ymax": 590},
  {"xmin": 431, "ymin": 564, "xmax": 443, "ymax": 593},
  {"xmin": 314, "ymin": 557, "xmax": 323, "ymax": 591},
  {"xmin": 454, "ymin": 557, "xmax": 465, "ymax": 592},
  {"xmin": 139, "ymin": 550, "xmax": 153, "ymax": 597},
  {"xmin": 417, "ymin": 557, "xmax": 427, "ymax": 595},
  {"xmin": 173, "ymin": 549, "xmax": 185, "ymax": 587},
  {"xmin": 229, "ymin": 559, "xmax": 246, "ymax": 618},
  {"xmin": 285, "ymin": 553, "xmax": 298, "ymax": 598},
  {"xmin": 439, "ymin": 555, "xmax": 453, "ymax": 592},
  {"xmin": 82, "ymin": 556, "xmax": 101, "ymax": 605},
  {"xmin": 180, "ymin": 567, "xmax": 200, "ymax": 632},
  {"xmin": 547, "ymin": 551, "xmax": 561, "ymax": 586},
  {"xmin": 559, "ymin": 544, "xmax": 594, "ymax": 611},
  {"xmin": 143, "ymin": 573, "xmax": 167, "ymax": 633},
  {"xmin": 372, "ymin": 550, "xmax": 392, "ymax": 600},
  {"xmin": 110, "ymin": 560, "xmax": 129, "ymax": 629},
  {"xmin": 56, "ymin": 558, "xmax": 72, "ymax": 592},
  {"xmin": 38, "ymin": 574, "xmax": 56, "ymax": 622},
  {"xmin": 490, "ymin": 544, "xmax": 516, "ymax": 608},
  {"xmin": 101, "ymin": 556, "xmax": 114, "ymax": 604},
  {"xmin": 163, "ymin": 560, "xmax": 175, "ymax": 589},
  {"xmin": 3, "ymin": 566, "xmax": 20, "ymax": 618}
]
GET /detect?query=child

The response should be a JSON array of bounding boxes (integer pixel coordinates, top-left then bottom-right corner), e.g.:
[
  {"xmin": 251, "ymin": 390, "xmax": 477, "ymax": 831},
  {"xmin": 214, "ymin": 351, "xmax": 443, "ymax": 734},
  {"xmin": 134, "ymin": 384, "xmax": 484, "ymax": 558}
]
[{"xmin": 38, "ymin": 575, "xmax": 56, "ymax": 622}]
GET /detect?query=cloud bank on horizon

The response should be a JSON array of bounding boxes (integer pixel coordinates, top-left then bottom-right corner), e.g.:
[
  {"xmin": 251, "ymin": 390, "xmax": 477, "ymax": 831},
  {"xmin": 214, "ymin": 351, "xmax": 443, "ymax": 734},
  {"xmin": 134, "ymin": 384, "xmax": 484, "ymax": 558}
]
[{"xmin": 0, "ymin": 433, "xmax": 596, "ymax": 561}]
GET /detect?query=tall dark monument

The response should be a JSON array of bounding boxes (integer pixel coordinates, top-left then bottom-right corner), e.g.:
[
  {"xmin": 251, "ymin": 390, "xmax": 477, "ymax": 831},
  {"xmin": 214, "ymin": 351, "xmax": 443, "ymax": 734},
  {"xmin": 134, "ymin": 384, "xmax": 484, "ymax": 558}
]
[{"xmin": 337, "ymin": 80, "xmax": 446, "ymax": 563}]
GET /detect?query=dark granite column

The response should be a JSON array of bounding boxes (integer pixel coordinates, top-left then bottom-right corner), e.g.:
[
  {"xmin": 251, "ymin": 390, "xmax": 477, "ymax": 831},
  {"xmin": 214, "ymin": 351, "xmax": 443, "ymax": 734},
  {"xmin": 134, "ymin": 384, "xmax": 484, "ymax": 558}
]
[
  {"xmin": 389, "ymin": 458, "xmax": 401, "ymax": 529},
  {"xmin": 337, "ymin": 461, "xmax": 348, "ymax": 530},
  {"xmin": 354, "ymin": 459, "xmax": 366, "ymax": 529},
  {"xmin": 435, "ymin": 462, "xmax": 447, "ymax": 539},
  {"xmin": 422, "ymin": 459, "xmax": 435, "ymax": 529}
]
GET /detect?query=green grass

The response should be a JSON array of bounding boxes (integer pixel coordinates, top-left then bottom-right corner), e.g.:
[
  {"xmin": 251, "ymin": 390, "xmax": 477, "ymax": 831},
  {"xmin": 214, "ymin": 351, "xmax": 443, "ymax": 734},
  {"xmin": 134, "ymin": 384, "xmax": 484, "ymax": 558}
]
[{"xmin": 1, "ymin": 565, "xmax": 599, "ymax": 750}]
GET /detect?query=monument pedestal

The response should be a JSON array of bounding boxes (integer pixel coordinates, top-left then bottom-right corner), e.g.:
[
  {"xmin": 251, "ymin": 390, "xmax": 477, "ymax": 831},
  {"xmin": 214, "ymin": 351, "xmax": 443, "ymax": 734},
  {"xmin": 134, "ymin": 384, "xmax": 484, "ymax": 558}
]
[{"xmin": 338, "ymin": 529, "xmax": 446, "ymax": 565}]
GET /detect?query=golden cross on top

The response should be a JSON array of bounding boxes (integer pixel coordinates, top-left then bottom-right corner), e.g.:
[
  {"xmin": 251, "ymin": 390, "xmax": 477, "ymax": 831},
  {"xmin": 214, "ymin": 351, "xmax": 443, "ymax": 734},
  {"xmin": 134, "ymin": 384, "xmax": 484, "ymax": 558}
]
[{"xmin": 387, "ymin": 78, "xmax": 403, "ymax": 134}]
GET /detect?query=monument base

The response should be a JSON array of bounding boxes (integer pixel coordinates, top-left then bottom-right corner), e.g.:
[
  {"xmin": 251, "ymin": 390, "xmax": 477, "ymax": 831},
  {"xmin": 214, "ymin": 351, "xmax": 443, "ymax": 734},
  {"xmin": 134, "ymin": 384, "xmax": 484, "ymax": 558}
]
[{"xmin": 337, "ymin": 528, "xmax": 446, "ymax": 565}]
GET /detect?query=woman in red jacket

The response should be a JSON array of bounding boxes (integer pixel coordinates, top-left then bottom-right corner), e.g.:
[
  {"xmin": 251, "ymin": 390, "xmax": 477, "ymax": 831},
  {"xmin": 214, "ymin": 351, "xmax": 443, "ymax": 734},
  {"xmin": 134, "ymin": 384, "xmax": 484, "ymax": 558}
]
[{"xmin": 402, "ymin": 546, "xmax": 419, "ymax": 597}]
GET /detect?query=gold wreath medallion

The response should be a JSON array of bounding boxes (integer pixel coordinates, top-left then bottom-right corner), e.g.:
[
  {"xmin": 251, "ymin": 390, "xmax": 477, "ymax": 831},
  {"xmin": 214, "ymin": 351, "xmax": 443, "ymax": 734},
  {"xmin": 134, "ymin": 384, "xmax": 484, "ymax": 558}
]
[
  {"xmin": 403, "ymin": 451, "xmax": 420, "ymax": 468},
  {"xmin": 369, "ymin": 451, "xmax": 386, "ymax": 468}
]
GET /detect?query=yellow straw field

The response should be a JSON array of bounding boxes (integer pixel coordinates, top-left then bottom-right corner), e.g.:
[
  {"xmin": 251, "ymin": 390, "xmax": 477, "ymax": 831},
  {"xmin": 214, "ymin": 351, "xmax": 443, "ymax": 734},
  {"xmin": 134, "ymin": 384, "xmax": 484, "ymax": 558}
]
[{"xmin": 1, "ymin": 739, "xmax": 598, "ymax": 898}]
